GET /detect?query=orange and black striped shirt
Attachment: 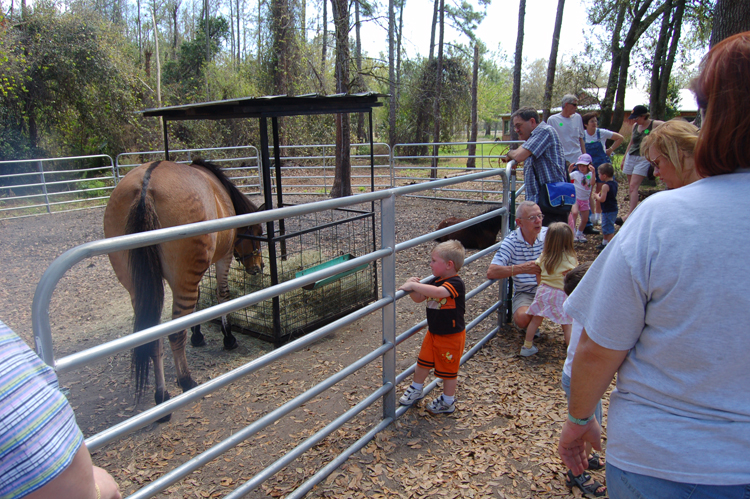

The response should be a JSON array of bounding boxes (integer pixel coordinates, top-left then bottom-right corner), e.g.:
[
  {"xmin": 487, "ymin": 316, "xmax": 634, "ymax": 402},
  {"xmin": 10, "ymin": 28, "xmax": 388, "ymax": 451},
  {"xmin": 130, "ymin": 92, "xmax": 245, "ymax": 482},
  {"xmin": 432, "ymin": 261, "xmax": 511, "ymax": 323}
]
[{"xmin": 425, "ymin": 276, "xmax": 465, "ymax": 335}]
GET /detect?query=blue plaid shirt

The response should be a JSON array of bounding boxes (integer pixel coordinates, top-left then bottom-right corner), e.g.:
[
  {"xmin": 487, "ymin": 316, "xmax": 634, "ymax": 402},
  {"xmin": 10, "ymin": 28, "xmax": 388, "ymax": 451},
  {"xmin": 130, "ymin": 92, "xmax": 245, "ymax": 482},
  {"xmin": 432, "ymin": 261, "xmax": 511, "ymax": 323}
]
[{"xmin": 521, "ymin": 122, "xmax": 568, "ymax": 203}]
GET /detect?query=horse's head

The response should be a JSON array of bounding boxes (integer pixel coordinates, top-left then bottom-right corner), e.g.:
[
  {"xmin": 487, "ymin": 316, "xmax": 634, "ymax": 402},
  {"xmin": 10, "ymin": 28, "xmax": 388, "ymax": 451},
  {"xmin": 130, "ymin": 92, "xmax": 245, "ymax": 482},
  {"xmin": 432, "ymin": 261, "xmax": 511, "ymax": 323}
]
[{"xmin": 234, "ymin": 223, "xmax": 263, "ymax": 275}]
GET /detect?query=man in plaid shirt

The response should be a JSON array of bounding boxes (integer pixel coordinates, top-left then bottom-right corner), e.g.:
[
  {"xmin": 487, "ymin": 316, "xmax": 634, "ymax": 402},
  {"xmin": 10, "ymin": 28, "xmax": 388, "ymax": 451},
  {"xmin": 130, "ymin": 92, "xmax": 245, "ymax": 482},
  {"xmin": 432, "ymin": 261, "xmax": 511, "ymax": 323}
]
[{"xmin": 504, "ymin": 107, "xmax": 569, "ymax": 225}]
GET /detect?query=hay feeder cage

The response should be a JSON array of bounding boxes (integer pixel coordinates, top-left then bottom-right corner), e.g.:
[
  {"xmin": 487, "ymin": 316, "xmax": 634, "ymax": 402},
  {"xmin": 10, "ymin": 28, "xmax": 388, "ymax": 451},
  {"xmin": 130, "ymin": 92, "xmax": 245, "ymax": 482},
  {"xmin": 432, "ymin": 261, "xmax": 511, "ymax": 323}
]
[{"xmin": 141, "ymin": 93, "xmax": 386, "ymax": 345}]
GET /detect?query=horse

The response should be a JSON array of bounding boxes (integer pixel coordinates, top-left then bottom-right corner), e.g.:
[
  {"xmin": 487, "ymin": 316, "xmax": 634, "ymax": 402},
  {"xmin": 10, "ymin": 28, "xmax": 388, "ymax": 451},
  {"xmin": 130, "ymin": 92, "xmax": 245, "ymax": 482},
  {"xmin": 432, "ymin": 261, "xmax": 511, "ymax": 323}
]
[
  {"xmin": 435, "ymin": 209, "xmax": 503, "ymax": 250},
  {"xmin": 103, "ymin": 160, "xmax": 263, "ymax": 420}
]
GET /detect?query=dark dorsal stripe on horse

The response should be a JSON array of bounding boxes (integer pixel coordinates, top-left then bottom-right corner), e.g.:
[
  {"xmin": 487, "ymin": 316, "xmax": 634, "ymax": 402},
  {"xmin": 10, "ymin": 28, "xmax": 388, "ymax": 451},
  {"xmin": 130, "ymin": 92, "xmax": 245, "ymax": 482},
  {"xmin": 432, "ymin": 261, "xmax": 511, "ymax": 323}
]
[{"xmin": 191, "ymin": 159, "xmax": 259, "ymax": 216}]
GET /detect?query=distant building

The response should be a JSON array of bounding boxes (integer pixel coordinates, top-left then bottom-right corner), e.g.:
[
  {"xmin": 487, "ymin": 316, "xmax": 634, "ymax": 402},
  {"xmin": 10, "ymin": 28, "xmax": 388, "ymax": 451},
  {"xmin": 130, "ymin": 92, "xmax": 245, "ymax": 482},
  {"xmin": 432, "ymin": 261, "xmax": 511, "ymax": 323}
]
[{"xmin": 497, "ymin": 88, "xmax": 699, "ymax": 141}]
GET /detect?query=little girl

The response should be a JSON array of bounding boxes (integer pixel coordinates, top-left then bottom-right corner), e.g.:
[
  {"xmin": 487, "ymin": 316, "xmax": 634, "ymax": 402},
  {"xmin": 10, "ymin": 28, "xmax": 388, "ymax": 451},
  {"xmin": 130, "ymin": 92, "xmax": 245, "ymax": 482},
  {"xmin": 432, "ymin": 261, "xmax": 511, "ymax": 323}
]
[
  {"xmin": 568, "ymin": 154, "xmax": 595, "ymax": 243},
  {"xmin": 521, "ymin": 222, "xmax": 577, "ymax": 357}
]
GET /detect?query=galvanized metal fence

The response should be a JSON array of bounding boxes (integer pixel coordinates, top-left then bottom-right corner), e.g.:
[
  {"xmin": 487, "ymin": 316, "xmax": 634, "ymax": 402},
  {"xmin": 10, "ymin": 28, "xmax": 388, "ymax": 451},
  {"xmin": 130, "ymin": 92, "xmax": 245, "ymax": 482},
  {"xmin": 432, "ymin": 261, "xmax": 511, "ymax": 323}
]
[
  {"xmin": 0, "ymin": 155, "xmax": 115, "ymax": 219},
  {"xmin": 32, "ymin": 167, "xmax": 512, "ymax": 498},
  {"xmin": 2, "ymin": 141, "xmax": 524, "ymax": 220}
]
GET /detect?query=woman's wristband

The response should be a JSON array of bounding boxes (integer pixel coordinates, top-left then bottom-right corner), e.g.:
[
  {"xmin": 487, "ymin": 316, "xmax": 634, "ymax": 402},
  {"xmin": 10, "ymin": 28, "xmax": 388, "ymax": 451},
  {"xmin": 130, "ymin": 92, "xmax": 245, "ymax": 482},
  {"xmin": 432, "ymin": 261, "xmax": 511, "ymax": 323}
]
[{"xmin": 568, "ymin": 413, "xmax": 595, "ymax": 426}]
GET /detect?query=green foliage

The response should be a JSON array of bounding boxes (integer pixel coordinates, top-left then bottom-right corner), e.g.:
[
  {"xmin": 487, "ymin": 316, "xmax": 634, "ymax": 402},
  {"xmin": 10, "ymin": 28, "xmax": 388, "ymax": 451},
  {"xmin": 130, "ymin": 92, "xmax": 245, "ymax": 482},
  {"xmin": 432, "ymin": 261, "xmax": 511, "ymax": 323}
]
[
  {"xmin": 0, "ymin": 6, "xmax": 140, "ymax": 160},
  {"xmin": 163, "ymin": 15, "xmax": 229, "ymax": 97}
]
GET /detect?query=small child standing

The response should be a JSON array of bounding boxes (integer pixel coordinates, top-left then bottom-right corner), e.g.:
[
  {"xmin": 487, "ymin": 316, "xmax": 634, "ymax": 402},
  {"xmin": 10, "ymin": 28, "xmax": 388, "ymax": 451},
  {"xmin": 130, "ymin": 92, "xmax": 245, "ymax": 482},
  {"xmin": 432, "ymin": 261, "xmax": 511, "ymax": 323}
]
[
  {"xmin": 593, "ymin": 163, "xmax": 618, "ymax": 252},
  {"xmin": 398, "ymin": 240, "xmax": 466, "ymax": 414},
  {"xmin": 568, "ymin": 154, "xmax": 596, "ymax": 243},
  {"xmin": 561, "ymin": 262, "xmax": 607, "ymax": 497},
  {"xmin": 522, "ymin": 222, "xmax": 577, "ymax": 357}
]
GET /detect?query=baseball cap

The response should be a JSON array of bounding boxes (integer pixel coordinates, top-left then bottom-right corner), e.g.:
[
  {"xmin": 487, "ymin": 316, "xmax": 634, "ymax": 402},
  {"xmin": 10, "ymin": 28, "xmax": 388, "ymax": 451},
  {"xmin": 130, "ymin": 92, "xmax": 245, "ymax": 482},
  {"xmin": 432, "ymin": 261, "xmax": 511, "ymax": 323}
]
[
  {"xmin": 628, "ymin": 105, "xmax": 649, "ymax": 120},
  {"xmin": 575, "ymin": 153, "xmax": 593, "ymax": 165}
]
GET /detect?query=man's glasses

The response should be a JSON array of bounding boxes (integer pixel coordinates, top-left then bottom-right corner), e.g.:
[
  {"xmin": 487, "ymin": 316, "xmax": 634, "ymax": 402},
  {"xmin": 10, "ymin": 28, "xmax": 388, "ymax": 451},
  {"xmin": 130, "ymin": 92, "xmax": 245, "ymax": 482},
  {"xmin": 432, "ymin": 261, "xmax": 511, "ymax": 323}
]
[{"xmin": 521, "ymin": 214, "xmax": 544, "ymax": 221}]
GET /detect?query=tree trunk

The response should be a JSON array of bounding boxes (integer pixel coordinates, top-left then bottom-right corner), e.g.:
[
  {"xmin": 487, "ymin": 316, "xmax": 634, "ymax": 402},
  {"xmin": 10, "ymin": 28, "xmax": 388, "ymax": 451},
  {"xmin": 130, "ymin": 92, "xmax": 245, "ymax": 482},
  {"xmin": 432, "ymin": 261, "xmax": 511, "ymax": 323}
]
[
  {"xmin": 429, "ymin": 0, "xmax": 438, "ymax": 61},
  {"xmin": 321, "ymin": 0, "xmax": 328, "ymax": 79},
  {"xmin": 542, "ymin": 0, "xmax": 565, "ymax": 122},
  {"xmin": 467, "ymin": 44, "xmax": 479, "ymax": 168},
  {"xmin": 607, "ymin": 0, "xmax": 668, "ymax": 133},
  {"xmin": 330, "ymin": 0, "xmax": 351, "ymax": 197},
  {"xmin": 598, "ymin": 0, "xmax": 626, "ymax": 130},
  {"xmin": 396, "ymin": 0, "xmax": 404, "ymax": 101},
  {"xmin": 237, "ymin": 0, "xmax": 241, "ymax": 61},
  {"xmin": 710, "ymin": 0, "xmax": 750, "ymax": 47},
  {"xmin": 388, "ymin": 0, "xmax": 396, "ymax": 147},
  {"xmin": 649, "ymin": 0, "xmax": 672, "ymax": 119},
  {"xmin": 430, "ymin": 0, "xmax": 444, "ymax": 179},
  {"xmin": 510, "ymin": 0, "xmax": 525, "ymax": 141},
  {"xmin": 271, "ymin": 0, "xmax": 294, "ymax": 95},
  {"xmin": 657, "ymin": 0, "xmax": 684, "ymax": 118},
  {"xmin": 355, "ymin": 0, "xmax": 365, "ymax": 141}
]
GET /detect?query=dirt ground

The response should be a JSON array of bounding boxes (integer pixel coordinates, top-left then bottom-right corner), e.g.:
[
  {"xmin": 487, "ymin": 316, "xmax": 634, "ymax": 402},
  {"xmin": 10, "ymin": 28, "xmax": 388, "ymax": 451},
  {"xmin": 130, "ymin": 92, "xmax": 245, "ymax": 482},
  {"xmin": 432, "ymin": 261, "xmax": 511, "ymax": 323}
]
[{"xmin": 0, "ymin": 180, "xmax": 637, "ymax": 499}]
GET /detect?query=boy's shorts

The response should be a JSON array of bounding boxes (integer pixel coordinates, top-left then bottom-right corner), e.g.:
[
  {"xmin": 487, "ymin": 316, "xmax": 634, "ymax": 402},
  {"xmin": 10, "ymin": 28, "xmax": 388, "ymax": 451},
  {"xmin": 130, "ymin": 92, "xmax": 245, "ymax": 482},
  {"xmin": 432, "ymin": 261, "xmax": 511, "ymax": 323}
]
[
  {"xmin": 576, "ymin": 198, "xmax": 591, "ymax": 211},
  {"xmin": 417, "ymin": 330, "xmax": 466, "ymax": 380},
  {"xmin": 601, "ymin": 211, "xmax": 617, "ymax": 235}
]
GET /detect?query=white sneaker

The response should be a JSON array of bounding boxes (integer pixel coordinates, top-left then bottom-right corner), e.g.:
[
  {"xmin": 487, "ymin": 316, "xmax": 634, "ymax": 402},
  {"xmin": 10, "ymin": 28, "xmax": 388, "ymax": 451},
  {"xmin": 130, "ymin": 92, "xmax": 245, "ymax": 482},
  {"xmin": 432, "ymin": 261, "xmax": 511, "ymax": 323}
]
[
  {"xmin": 426, "ymin": 395, "xmax": 455, "ymax": 414},
  {"xmin": 575, "ymin": 232, "xmax": 587, "ymax": 243},
  {"xmin": 520, "ymin": 345, "xmax": 539, "ymax": 357},
  {"xmin": 399, "ymin": 385, "xmax": 424, "ymax": 405}
]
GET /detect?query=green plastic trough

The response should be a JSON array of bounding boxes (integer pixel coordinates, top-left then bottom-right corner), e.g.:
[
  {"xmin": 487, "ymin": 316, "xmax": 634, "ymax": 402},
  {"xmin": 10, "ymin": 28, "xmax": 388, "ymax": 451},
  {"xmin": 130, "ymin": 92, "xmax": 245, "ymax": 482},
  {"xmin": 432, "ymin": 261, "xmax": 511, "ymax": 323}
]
[{"xmin": 295, "ymin": 254, "xmax": 369, "ymax": 290}]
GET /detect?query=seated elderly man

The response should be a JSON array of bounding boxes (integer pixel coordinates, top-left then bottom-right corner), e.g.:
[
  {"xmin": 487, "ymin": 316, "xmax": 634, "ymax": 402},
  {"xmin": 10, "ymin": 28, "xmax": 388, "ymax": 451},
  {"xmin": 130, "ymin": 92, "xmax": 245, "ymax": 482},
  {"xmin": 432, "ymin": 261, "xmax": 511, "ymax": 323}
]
[{"xmin": 487, "ymin": 201, "xmax": 546, "ymax": 329}]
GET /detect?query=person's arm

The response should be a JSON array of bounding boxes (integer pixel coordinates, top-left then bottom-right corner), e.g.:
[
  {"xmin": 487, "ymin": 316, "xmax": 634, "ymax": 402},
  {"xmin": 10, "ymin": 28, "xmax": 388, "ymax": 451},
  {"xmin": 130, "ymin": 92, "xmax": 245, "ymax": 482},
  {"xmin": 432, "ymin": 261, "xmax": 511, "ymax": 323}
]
[
  {"xmin": 25, "ymin": 444, "xmax": 121, "ymax": 499},
  {"xmin": 579, "ymin": 137, "xmax": 586, "ymax": 155},
  {"xmin": 506, "ymin": 146, "xmax": 532, "ymax": 163},
  {"xmin": 593, "ymin": 183, "xmax": 609, "ymax": 202},
  {"xmin": 558, "ymin": 329, "xmax": 628, "ymax": 475},
  {"xmin": 399, "ymin": 277, "xmax": 427, "ymax": 302},
  {"xmin": 487, "ymin": 260, "xmax": 541, "ymax": 280},
  {"xmin": 605, "ymin": 132, "xmax": 624, "ymax": 156},
  {"xmin": 401, "ymin": 281, "xmax": 451, "ymax": 301}
]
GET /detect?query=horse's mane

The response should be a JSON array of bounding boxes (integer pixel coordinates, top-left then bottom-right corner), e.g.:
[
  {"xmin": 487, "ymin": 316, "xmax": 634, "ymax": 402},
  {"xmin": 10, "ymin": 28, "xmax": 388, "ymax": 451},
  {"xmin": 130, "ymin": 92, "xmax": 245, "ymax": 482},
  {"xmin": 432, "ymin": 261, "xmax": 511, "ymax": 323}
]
[{"xmin": 191, "ymin": 159, "xmax": 259, "ymax": 215}]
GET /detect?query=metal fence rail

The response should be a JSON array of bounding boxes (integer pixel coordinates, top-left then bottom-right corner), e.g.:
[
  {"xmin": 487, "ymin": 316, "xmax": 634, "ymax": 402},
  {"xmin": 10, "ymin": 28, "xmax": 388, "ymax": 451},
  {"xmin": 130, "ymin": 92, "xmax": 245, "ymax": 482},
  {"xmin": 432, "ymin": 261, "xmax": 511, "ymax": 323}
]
[
  {"xmin": 32, "ymin": 167, "xmax": 511, "ymax": 498},
  {"xmin": 0, "ymin": 155, "xmax": 115, "ymax": 219},
  {"xmin": 5, "ymin": 141, "xmax": 523, "ymax": 220}
]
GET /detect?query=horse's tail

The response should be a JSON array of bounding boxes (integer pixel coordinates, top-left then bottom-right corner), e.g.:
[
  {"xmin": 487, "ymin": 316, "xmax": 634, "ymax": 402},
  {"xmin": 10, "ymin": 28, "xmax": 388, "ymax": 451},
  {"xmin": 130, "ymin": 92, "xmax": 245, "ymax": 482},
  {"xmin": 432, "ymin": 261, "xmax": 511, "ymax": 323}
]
[{"xmin": 125, "ymin": 163, "xmax": 164, "ymax": 401}]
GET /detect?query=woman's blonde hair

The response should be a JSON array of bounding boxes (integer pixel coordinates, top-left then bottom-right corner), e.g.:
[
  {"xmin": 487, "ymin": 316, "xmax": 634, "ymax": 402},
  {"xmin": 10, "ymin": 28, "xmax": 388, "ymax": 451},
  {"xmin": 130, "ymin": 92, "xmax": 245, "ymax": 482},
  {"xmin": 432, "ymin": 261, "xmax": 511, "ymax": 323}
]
[
  {"xmin": 539, "ymin": 222, "xmax": 575, "ymax": 275},
  {"xmin": 641, "ymin": 119, "xmax": 700, "ymax": 183}
]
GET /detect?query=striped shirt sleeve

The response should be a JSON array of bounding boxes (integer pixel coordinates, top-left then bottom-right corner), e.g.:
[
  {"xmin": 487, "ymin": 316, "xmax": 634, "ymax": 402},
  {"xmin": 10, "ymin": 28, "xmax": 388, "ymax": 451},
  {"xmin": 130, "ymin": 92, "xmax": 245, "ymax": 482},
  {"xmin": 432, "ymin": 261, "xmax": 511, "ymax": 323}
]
[{"xmin": 0, "ymin": 321, "xmax": 83, "ymax": 499}]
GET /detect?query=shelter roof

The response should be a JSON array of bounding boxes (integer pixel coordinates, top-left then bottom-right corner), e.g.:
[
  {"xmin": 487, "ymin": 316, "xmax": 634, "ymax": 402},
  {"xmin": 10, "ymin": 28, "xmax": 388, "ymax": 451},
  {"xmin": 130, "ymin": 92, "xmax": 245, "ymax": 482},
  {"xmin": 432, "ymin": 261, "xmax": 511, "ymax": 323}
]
[{"xmin": 140, "ymin": 93, "xmax": 387, "ymax": 121}]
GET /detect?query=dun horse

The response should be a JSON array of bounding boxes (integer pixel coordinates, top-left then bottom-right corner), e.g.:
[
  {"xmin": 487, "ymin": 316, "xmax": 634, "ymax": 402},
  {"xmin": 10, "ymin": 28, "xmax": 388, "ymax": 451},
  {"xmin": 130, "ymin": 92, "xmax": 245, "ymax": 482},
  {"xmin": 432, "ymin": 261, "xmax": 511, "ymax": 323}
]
[
  {"xmin": 104, "ymin": 160, "xmax": 263, "ymax": 419},
  {"xmin": 435, "ymin": 209, "xmax": 503, "ymax": 249}
]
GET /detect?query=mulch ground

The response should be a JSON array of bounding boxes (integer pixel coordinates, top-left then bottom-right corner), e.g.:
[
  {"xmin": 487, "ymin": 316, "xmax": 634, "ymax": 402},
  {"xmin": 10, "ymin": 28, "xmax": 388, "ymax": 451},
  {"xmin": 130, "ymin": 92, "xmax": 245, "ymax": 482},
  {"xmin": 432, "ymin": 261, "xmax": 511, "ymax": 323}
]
[{"xmin": 0, "ymin": 174, "xmax": 649, "ymax": 498}]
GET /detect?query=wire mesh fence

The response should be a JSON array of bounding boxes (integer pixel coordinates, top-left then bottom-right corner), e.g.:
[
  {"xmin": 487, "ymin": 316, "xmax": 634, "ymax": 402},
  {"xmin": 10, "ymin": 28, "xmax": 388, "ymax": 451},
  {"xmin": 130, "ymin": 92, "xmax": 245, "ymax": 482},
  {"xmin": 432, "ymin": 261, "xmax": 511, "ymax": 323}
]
[{"xmin": 196, "ymin": 206, "xmax": 377, "ymax": 343}]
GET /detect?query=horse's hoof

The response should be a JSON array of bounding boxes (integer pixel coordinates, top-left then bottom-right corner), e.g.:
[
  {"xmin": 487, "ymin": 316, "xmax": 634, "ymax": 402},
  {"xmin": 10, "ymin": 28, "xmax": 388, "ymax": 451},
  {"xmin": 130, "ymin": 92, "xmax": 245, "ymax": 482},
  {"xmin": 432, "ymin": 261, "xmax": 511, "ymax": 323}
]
[
  {"xmin": 191, "ymin": 335, "xmax": 206, "ymax": 347},
  {"xmin": 156, "ymin": 413, "xmax": 173, "ymax": 423},
  {"xmin": 223, "ymin": 336, "xmax": 239, "ymax": 351},
  {"xmin": 179, "ymin": 377, "xmax": 198, "ymax": 392}
]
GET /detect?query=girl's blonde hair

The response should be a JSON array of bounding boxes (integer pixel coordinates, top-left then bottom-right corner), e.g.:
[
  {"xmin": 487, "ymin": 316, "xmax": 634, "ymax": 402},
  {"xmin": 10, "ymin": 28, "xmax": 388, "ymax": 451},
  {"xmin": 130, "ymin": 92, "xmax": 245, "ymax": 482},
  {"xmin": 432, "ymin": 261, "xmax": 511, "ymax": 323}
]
[{"xmin": 539, "ymin": 222, "xmax": 575, "ymax": 274}]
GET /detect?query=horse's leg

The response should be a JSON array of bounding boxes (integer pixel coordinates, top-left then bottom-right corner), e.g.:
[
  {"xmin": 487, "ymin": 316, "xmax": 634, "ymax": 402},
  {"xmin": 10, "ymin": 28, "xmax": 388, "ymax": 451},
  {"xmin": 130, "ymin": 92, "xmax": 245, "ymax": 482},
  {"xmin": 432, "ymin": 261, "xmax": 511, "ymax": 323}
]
[
  {"xmin": 215, "ymin": 254, "xmax": 238, "ymax": 351},
  {"xmin": 167, "ymin": 328, "xmax": 198, "ymax": 393},
  {"xmin": 151, "ymin": 339, "xmax": 173, "ymax": 423},
  {"xmin": 190, "ymin": 287, "xmax": 206, "ymax": 347}
]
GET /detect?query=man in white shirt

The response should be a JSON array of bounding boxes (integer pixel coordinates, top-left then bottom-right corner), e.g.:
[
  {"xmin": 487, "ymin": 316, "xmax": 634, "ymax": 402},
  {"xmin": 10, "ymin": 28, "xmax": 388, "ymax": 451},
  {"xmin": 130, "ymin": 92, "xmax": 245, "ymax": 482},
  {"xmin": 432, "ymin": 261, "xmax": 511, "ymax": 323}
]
[
  {"xmin": 547, "ymin": 94, "xmax": 599, "ymax": 235},
  {"xmin": 486, "ymin": 201, "xmax": 547, "ymax": 329}
]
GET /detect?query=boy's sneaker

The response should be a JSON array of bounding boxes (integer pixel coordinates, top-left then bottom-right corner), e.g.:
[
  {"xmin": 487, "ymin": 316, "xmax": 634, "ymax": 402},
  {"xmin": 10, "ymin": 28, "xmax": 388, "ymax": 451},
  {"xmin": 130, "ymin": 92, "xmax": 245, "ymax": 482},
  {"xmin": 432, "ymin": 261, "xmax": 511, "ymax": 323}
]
[
  {"xmin": 426, "ymin": 395, "xmax": 455, "ymax": 414},
  {"xmin": 520, "ymin": 345, "xmax": 539, "ymax": 357},
  {"xmin": 575, "ymin": 233, "xmax": 587, "ymax": 243},
  {"xmin": 596, "ymin": 243, "xmax": 607, "ymax": 252},
  {"xmin": 399, "ymin": 385, "xmax": 424, "ymax": 406}
]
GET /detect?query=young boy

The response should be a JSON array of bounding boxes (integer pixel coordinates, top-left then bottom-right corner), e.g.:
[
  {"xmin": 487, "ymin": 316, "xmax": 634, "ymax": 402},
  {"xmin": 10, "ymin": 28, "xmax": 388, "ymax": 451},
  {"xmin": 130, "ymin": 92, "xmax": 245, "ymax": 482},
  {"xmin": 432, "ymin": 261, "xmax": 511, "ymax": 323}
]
[
  {"xmin": 561, "ymin": 262, "xmax": 607, "ymax": 497},
  {"xmin": 593, "ymin": 163, "xmax": 618, "ymax": 252},
  {"xmin": 398, "ymin": 240, "xmax": 466, "ymax": 414}
]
